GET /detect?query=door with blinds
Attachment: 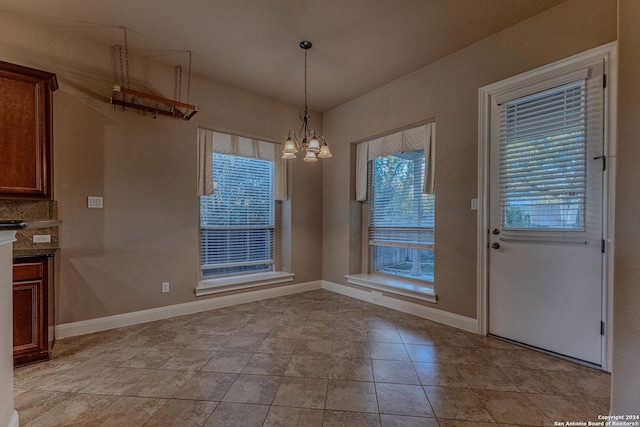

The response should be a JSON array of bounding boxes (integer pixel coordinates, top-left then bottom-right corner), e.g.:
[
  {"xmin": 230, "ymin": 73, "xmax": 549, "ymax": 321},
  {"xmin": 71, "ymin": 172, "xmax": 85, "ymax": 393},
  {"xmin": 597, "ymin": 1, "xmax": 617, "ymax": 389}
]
[{"xmin": 488, "ymin": 59, "xmax": 605, "ymax": 366}]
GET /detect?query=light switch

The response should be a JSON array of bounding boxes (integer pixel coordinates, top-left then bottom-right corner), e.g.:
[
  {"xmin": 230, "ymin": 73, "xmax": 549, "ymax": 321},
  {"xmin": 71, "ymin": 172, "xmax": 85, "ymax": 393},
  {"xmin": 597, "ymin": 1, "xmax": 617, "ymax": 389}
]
[
  {"xmin": 88, "ymin": 196, "xmax": 103, "ymax": 209},
  {"xmin": 471, "ymin": 198, "xmax": 479, "ymax": 210}
]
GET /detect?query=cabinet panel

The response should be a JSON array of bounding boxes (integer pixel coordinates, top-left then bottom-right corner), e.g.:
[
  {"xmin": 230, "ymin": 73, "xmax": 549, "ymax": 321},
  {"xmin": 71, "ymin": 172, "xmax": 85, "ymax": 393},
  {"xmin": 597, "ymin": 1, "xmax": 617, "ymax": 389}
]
[
  {"xmin": 13, "ymin": 257, "xmax": 49, "ymax": 366},
  {"xmin": 0, "ymin": 61, "xmax": 57, "ymax": 199}
]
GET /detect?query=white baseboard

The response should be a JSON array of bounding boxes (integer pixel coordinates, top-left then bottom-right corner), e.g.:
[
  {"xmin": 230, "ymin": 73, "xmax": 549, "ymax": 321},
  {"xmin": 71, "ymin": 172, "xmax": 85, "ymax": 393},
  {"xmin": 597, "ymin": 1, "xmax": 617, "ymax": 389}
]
[
  {"xmin": 55, "ymin": 280, "xmax": 322, "ymax": 339},
  {"xmin": 322, "ymin": 280, "xmax": 477, "ymax": 333},
  {"xmin": 7, "ymin": 411, "xmax": 19, "ymax": 427}
]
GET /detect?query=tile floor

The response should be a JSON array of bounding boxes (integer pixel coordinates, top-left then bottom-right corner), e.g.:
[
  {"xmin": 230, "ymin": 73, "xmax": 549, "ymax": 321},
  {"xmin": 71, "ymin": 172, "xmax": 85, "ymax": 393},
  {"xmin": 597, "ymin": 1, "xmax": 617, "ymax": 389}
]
[{"xmin": 13, "ymin": 289, "xmax": 611, "ymax": 426}]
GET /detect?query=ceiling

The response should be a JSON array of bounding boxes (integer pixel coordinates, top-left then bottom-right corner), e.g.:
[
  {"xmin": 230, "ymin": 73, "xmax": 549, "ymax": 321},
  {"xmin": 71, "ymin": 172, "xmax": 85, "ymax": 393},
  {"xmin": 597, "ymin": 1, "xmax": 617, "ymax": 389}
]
[{"xmin": 0, "ymin": 0, "xmax": 566, "ymax": 112}]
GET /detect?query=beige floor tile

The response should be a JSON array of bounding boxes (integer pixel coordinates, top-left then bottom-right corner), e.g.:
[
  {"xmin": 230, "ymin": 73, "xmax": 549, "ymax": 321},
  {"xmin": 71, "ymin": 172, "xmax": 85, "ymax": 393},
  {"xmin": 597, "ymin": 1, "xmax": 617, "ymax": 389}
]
[
  {"xmin": 329, "ymin": 356, "xmax": 374, "ymax": 381},
  {"xmin": 370, "ymin": 342, "xmax": 411, "ymax": 361},
  {"xmin": 117, "ymin": 347, "xmax": 180, "ymax": 369},
  {"xmin": 13, "ymin": 290, "xmax": 611, "ymax": 426},
  {"xmin": 372, "ymin": 359, "xmax": 421, "ymax": 385},
  {"xmin": 222, "ymin": 374, "xmax": 282, "ymax": 404},
  {"xmin": 14, "ymin": 390, "xmax": 72, "ymax": 425},
  {"xmin": 184, "ymin": 334, "xmax": 231, "ymax": 351},
  {"xmin": 525, "ymin": 393, "xmax": 610, "ymax": 422},
  {"xmin": 376, "ymin": 383, "xmax": 433, "ymax": 417},
  {"xmin": 332, "ymin": 340, "xmax": 371, "ymax": 359},
  {"xmin": 294, "ymin": 339, "xmax": 333, "ymax": 356},
  {"xmin": 127, "ymin": 369, "xmax": 196, "ymax": 398},
  {"xmin": 473, "ymin": 389, "xmax": 550, "ymax": 426},
  {"xmin": 367, "ymin": 328, "xmax": 404, "ymax": 343},
  {"xmin": 398, "ymin": 329, "xmax": 439, "ymax": 346},
  {"xmin": 499, "ymin": 367, "xmax": 570, "ymax": 395},
  {"xmin": 264, "ymin": 405, "xmax": 324, "ymax": 426},
  {"xmin": 160, "ymin": 349, "xmax": 213, "ymax": 370},
  {"xmin": 325, "ymin": 410, "xmax": 382, "ymax": 426},
  {"xmin": 257, "ymin": 337, "xmax": 300, "ymax": 354},
  {"xmin": 79, "ymin": 367, "xmax": 154, "ymax": 395},
  {"xmin": 380, "ymin": 414, "xmax": 439, "ymax": 426},
  {"xmin": 204, "ymin": 402, "xmax": 270, "ymax": 427},
  {"xmin": 144, "ymin": 399, "xmax": 218, "ymax": 426},
  {"xmin": 423, "ymin": 386, "xmax": 493, "ymax": 422},
  {"xmin": 25, "ymin": 393, "xmax": 119, "ymax": 427},
  {"xmin": 325, "ymin": 380, "xmax": 378, "ymax": 413},
  {"xmin": 413, "ymin": 362, "xmax": 467, "ymax": 388},
  {"xmin": 456, "ymin": 365, "xmax": 519, "ymax": 391},
  {"xmin": 242, "ymin": 352, "xmax": 291, "ymax": 375},
  {"xmin": 90, "ymin": 396, "xmax": 167, "ymax": 426},
  {"xmin": 285, "ymin": 355, "xmax": 331, "ymax": 378},
  {"xmin": 176, "ymin": 371, "xmax": 238, "ymax": 401},
  {"xmin": 33, "ymin": 365, "xmax": 114, "ymax": 393},
  {"xmin": 404, "ymin": 344, "xmax": 446, "ymax": 363},
  {"xmin": 272, "ymin": 377, "xmax": 328, "ymax": 409},
  {"xmin": 199, "ymin": 351, "xmax": 253, "ymax": 373}
]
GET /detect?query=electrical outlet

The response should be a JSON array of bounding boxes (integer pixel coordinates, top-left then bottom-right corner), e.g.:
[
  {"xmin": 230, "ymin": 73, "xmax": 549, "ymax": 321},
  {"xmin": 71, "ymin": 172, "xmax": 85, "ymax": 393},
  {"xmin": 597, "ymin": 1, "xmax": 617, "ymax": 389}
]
[
  {"xmin": 88, "ymin": 196, "xmax": 103, "ymax": 209},
  {"xmin": 33, "ymin": 234, "xmax": 51, "ymax": 243},
  {"xmin": 471, "ymin": 198, "xmax": 479, "ymax": 210},
  {"xmin": 162, "ymin": 282, "xmax": 170, "ymax": 293}
]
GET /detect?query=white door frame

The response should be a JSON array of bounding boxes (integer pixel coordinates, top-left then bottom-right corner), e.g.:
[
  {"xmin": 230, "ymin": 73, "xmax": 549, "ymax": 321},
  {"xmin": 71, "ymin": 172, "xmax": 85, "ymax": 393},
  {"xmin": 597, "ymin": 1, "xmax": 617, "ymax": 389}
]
[{"xmin": 476, "ymin": 42, "xmax": 617, "ymax": 372}]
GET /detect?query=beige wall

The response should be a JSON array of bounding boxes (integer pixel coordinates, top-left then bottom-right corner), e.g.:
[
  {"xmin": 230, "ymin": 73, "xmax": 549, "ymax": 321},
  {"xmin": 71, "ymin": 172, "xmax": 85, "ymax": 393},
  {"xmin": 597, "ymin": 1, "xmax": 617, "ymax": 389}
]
[
  {"xmin": 611, "ymin": 0, "xmax": 640, "ymax": 414},
  {"xmin": 0, "ymin": 11, "xmax": 322, "ymax": 324},
  {"xmin": 322, "ymin": 0, "xmax": 617, "ymax": 318},
  {"xmin": 0, "ymin": 236, "xmax": 15, "ymax": 427}
]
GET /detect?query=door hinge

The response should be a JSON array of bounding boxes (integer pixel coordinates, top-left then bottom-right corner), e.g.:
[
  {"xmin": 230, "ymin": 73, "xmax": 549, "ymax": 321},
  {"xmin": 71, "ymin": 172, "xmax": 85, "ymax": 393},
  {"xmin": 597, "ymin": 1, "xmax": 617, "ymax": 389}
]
[
  {"xmin": 601, "ymin": 321, "xmax": 605, "ymax": 336},
  {"xmin": 603, "ymin": 74, "xmax": 607, "ymax": 89},
  {"xmin": 601, "ymin": 239, "xmax": 606, "ymax": 253}
]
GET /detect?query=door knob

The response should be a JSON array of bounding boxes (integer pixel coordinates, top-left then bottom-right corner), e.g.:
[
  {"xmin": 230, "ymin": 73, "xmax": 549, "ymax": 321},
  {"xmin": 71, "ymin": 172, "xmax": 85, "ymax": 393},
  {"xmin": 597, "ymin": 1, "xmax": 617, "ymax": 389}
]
[
  {"xmin": 491, "ymin": 242, "xmax": 500, "ymax": 249},
  {"xmin": 492, "ymin": 228, "xmax": 500, "ymax": 235}
]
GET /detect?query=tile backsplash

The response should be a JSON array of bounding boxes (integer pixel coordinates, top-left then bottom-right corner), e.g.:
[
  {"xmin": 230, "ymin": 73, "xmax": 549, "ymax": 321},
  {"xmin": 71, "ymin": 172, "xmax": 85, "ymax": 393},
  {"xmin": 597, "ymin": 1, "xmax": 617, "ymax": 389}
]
[{"xmin": 0, "ymin": 199, "xmax": 59, "ymax": 251}]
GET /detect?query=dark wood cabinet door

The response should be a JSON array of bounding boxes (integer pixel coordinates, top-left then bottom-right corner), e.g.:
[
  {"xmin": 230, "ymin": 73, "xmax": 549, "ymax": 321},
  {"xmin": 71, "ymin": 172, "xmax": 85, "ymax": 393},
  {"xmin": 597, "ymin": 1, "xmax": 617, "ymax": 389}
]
[
  {"xmin": 0, "ymin": 61, "xmax": 57, "ymax": 199},
  {"xmin": 13, "ymin": 259, "xmax": 49, "ymax": 366}
]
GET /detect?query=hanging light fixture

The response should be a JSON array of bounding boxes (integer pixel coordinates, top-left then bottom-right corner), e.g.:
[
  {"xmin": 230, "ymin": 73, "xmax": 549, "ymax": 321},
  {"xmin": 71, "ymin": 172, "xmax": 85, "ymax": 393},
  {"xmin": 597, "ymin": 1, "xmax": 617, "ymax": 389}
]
[{"xmin": 282, "ymin": 41, "xmax": 332, "ymax": 162}]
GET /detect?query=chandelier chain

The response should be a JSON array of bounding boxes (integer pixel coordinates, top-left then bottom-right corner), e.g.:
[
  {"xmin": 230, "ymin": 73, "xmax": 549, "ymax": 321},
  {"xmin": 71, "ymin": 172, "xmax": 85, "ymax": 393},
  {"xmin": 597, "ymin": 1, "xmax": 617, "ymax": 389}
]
[
  {"xmin": 121, "ymin": 26, "xmax": 131, "ymax": 89},
  {"xmin": 187, "ymin": 50, "xmax": 192, "ymax": 104}
]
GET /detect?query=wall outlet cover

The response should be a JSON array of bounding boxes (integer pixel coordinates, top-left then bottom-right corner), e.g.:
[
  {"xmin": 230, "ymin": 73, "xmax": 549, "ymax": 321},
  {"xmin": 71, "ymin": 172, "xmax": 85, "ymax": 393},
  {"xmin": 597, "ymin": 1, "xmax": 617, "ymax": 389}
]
[{"xmin": 32, "ymin": 234, "xmax": 51, "ymax": 243}]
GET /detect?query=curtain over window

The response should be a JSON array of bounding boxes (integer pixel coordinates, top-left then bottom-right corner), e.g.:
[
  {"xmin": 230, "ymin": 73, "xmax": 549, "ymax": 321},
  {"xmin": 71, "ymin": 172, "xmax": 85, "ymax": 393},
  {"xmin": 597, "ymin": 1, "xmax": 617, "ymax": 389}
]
[{"xmin": 356, "ymin": 122, "xmax": 435, "ymax": 201}]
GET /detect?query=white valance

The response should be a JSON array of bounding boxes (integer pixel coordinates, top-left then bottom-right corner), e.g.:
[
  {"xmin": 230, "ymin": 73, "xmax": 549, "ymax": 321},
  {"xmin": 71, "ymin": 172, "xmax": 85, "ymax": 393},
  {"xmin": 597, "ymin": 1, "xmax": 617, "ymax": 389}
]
[
  {"xmin": 355, "ymin": 122, "xmax": 435, "ymax": 201},
  {"xmin": 197, "ymin": 128, "xmax": 288, "ymax": 200}
]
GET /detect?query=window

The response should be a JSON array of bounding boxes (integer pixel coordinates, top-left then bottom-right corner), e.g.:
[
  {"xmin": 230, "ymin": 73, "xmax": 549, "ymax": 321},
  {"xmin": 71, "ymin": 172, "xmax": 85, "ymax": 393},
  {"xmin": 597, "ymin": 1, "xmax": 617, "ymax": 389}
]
[
  {"xmin": 368, "ymin": 149, "xmax": 435, "ymax": 282},
  {"xmin": 200, "ymin": 153, "xmax": 274, "ymax": 278},
  {"xmin": 500, "ymin": 81, "xmax": 587, "ymax": 231}
]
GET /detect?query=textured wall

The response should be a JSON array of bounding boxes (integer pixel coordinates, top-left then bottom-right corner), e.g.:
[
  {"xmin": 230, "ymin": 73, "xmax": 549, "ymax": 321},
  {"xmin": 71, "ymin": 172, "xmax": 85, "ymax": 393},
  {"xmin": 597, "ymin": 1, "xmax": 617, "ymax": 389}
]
[
  {"xmin": 322, "ymin": 0, "xmax": 617, "ymax": 318},
  {"xmin": 0, "ymin": 11, "xmax": 322, "ymax": 324}
]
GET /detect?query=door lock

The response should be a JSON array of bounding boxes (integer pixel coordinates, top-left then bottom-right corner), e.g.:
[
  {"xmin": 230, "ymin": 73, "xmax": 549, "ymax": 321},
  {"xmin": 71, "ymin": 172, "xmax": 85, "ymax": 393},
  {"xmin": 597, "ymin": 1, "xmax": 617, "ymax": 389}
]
[
  {"xmin": 492, "ymin": 228, "xmax": 500, "ymax": 235},
  {"xmin": 491, "ymin": 242, "xmax": 500, "ymax": 249}
]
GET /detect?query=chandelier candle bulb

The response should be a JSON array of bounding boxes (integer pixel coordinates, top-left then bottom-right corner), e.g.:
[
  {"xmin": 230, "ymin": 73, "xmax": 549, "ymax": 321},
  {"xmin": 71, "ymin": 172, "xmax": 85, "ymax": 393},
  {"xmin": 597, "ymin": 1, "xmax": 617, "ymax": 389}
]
[{"xmin": 282, "ymin": 40, "xmax": 332, "ymax": 161}]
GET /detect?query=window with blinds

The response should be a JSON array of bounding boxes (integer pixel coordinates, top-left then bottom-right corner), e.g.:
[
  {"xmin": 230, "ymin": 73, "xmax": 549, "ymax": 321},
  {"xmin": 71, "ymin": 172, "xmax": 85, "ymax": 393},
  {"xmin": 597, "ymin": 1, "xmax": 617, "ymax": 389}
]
[
  {"xmin": 200, "ymin": 153, "xmax": 274, "ymax": 277},
  {"xmin": 499, "ymin": 80, "xmax": 586, "ymax": 231},
  {"xmin": 369, "ymin": 149, "xmax": 435, "ymax": 282}
]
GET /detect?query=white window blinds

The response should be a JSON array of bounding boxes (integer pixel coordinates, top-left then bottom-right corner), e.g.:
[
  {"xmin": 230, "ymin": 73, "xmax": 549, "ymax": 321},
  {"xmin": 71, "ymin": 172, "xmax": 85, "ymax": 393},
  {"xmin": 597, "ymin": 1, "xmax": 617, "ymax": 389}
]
[
  {"xmin": 200, "ymin": 153, "xmax": 274, "ymax": 277},
  {"xmin": 369, "ymin": 149, "xmax": 435, "ymax": 282},
  {"xmin": 499, "ymin": 80, "xmax": 587, "ymax": 230}
]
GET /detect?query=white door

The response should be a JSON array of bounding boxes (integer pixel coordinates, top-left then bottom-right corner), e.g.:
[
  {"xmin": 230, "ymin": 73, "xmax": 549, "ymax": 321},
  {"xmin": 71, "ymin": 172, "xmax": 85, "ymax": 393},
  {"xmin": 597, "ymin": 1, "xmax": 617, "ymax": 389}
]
[{"xmin": 488, "ymin": 59, "xmax": 605, "ymax": 366}]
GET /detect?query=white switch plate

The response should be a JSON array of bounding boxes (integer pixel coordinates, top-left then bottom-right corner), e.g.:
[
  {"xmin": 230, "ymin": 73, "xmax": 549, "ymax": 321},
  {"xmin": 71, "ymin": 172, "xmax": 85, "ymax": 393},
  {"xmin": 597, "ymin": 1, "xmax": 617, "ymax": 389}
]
[
  {"xmin": 88, "ymin": 196, "xmax": 103, "ymax": 209},
  {"xmin": 471, "ymin": 198, "xmax": 479, "ymax": 210},
  {"xmin": 162, "ymin": 282, "xmax": 170, "ymax": 293},
  {"xmin": 33, "ymin": 235, "xmax": 51, "ymax": 243}
]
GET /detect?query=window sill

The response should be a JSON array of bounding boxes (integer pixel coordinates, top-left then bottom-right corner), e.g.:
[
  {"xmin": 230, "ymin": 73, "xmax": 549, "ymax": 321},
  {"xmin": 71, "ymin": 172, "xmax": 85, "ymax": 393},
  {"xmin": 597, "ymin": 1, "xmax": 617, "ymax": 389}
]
[
  {"xmin": 196, "ymin": 271, "xmax": 295, "ymax": 297},
  {"xmin": 344, "ymin": 273, "xmax": 436, "ymax": 303}
]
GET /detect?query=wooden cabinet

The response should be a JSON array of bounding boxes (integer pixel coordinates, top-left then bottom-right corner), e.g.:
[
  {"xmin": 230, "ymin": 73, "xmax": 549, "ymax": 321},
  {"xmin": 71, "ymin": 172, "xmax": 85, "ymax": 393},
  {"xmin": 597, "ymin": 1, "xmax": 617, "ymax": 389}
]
[
  {"xmin": 13, "ymin": 257, "xmax": 50, "ymax": 366},
  {"xmin": 0, "ymin": 61, "xmax": 58, "ymax": 199}
]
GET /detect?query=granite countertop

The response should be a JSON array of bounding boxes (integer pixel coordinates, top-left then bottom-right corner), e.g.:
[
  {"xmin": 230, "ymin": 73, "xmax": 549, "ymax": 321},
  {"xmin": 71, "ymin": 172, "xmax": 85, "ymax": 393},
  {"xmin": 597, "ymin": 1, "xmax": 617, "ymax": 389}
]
[
  {"xmin": 0, "ymin": 219, "xmax": 62, "ymax": 230},
  {"xmin": 13, "ymin": 248, "xmax": 58, "ymax": 259}
]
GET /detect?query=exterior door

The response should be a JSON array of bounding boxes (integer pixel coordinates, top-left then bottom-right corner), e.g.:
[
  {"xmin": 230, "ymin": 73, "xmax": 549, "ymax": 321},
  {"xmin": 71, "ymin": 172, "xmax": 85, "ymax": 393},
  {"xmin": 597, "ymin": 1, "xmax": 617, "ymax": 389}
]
[{"xmin": 488, "ymin": 59, "xmax": 605, "ymax": 366}]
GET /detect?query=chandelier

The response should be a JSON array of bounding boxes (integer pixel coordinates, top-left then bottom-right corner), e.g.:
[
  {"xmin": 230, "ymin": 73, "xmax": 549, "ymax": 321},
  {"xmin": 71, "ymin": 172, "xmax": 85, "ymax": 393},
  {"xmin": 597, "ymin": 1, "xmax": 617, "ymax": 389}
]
[{"xmin": 282, "ymin": 41, "xmax": 332, "ymax": 162}]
